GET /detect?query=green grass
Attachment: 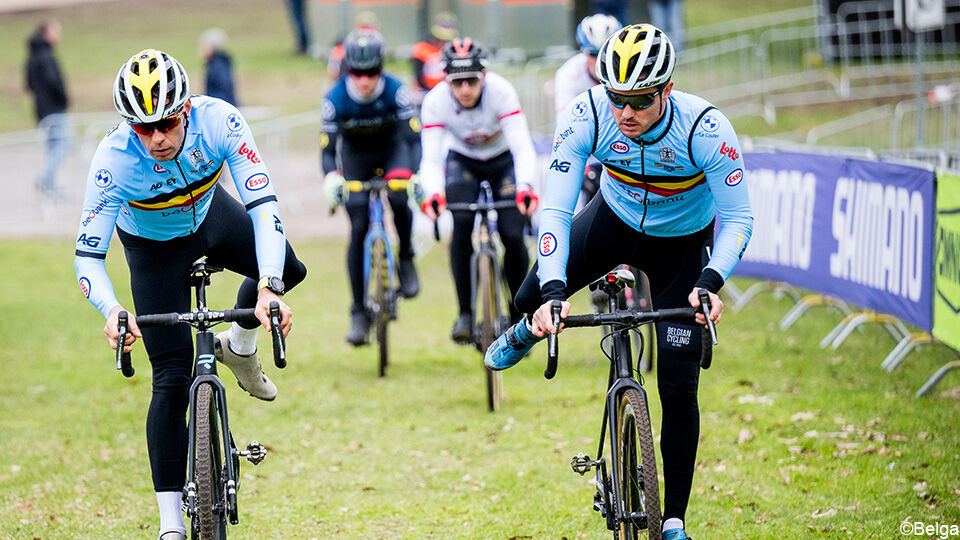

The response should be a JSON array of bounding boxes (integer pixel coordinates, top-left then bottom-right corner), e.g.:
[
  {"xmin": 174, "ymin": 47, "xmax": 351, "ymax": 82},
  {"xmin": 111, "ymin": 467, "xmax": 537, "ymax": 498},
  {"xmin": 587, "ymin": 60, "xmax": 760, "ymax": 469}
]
[{"xmin": 1, "ymin": 238, "xmax": 959, "ymax": 538}]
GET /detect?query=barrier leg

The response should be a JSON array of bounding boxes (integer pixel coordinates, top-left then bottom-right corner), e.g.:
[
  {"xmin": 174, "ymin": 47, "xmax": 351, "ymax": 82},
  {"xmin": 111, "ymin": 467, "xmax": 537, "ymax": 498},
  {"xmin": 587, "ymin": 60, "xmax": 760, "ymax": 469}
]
[
  {"xmin": 732, "ymin": 281, "xmax": 773, "ymax": 312},
  {"xmin": 722, "ymin": 280, "xmax": 744, "ymax": 306},
  {"xmin": 881, "ymin": 332, "xmax": 933, "ymax": 371},
  {"xmin": 916, "ymin": 360, "xmax": 960, "ymax": 397},
  {"xmin": 820, "ymin": 312, "xmax": 859, "ymax": 348},
  {"xmin": 780, "ymin": 294, "xmax": 852, "ymax": 330},
  {"xmin": 829, "ymin": 313, "xmax": 869, "ymax": 349}
]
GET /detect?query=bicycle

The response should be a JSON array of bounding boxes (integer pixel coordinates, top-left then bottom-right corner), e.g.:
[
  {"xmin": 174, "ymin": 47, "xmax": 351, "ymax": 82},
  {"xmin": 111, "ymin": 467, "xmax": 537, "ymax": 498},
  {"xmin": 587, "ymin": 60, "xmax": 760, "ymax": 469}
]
[
  {"xmin": 543, "ymin": 268, "xmax": 717, "ymax": 540},
  {"xmin": 437, "ymin": 181, "xmax": 523, "ymax": 412},
  {"xmin": 591, "ymin": 265, "xmax": 655, "ymax": 372},
  {"xmin": 114, "ymin": 259, "xmax": 287, "ymax": 540},
  {"xmin": 343, "ymin": 177, "xmax": 409, "ymax": 378}
]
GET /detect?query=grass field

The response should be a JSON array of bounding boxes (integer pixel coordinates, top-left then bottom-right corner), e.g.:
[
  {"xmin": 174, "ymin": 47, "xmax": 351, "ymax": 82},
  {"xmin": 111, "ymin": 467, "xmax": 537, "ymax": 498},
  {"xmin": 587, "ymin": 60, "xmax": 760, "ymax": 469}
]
[{"xmin": 1, "ymin": 238, "xmax": 959, "ymax": 538}]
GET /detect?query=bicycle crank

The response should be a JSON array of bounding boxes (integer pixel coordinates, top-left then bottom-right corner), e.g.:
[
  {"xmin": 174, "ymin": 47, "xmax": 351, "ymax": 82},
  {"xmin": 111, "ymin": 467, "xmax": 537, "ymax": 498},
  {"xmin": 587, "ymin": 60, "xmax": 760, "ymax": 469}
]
[{"xmin": 239, "ymin": 440, "xmax": 267, "ymax": 465}]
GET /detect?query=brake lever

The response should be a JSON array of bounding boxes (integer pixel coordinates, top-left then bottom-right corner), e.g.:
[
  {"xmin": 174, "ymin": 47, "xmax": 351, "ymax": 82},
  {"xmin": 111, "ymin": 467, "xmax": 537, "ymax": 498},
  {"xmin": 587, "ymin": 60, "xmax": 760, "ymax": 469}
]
[
  {"xmin": 431, "ymin": 199, "xmax": 440, "ymax": 241},
  {"xmin": 697, "ymin": 289, "xmax": 718, "ymax": 345},
  {"xmin": 269, "ymin": 301, "xmax": 286, "ymax": 368},
  {"xmin": 544, "ymin": 300, "xmax": 562, "ymax": 379},
  {"xmin": 116, "ymin": 311, "xmax": 134, "ymax": 377}
]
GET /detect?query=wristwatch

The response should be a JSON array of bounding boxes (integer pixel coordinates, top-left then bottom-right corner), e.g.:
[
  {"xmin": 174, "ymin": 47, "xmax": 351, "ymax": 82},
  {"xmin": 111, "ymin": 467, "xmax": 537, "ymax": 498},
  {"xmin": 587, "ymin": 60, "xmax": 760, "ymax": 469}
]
[{"xmin": 257, "ymin": 276, "xmax": 285, "ymax": 296}]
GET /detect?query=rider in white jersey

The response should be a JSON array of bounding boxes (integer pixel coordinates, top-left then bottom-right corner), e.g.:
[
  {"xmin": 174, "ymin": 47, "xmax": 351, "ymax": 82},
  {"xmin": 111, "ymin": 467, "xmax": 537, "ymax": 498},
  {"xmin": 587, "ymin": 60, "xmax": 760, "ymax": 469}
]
[
  {"xmin": 485, "ymin": 25, "xmax": 753, "ymax": 540},
  {"xmin": 73, "ymin": 49, "xmax": 306, "ymax": 540},
  {"xmin": 419, "ymin": 37, "xmax": 539, "ymax": 342}
]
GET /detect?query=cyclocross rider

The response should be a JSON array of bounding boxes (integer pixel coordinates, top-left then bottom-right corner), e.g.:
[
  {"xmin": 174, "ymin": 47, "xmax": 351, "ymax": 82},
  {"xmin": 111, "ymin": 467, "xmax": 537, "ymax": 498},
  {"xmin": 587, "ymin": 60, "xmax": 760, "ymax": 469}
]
[
  {"xmin": 322, "ymin": 29, "xmax": 422, "ymax": 346},
  {"xmin": 484, "ymin": 25, "xmax": 754, "ymax": 540},
  {"xmin": 419, "ymin": 37, "xmax": 539, "ymax": 343},
  {"xmin": 554, "ymin": 13, "xmax": 622, "ymax": 206},
  {"xmin": 73, "ymin": 49, "xmax": 307, "ymax": 540}
]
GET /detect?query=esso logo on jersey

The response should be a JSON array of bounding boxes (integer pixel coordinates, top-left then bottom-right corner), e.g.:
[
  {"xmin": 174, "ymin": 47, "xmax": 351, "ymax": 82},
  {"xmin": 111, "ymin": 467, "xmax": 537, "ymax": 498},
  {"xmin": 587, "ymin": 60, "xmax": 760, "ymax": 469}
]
[
  {"xmin": 610, "ymin": 141, "xmax": 629, "ymax": 154},
  {"xmin": 94, "ymin": 169, "xmax": 112, "ymax": 188},
  {"xmin": 79, "ymin": 277, "xmax": 91, "ymax": 298},
  {"xmin": 725, "ymin": 168, "xmax": 743, "ymax": 187},
  {"xmin": 539, "ymin": 232, "xmax": 557, "ymax": 257},
  {"xmin": 245, "ymin": 173, "xmax": 269, "ymax": 191}
]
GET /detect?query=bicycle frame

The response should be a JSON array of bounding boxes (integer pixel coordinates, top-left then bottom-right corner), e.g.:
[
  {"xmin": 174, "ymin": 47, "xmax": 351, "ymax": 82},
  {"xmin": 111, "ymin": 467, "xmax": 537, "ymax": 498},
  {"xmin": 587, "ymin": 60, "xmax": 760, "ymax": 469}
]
[
  {"xmin": 468, "ymin": 182, "xmax": 510, "ymax": 339},
  {"xmin": 361, "ymin": 185, "xmax": 397, "ymax": 299}
]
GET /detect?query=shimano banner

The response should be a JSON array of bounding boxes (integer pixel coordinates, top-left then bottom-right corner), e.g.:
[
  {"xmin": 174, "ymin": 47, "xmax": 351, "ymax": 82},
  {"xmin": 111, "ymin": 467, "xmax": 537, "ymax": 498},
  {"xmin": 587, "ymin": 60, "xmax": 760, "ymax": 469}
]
[{"xmin": 731, "ymin": 152, "xmax": 935, "ymax": 330}]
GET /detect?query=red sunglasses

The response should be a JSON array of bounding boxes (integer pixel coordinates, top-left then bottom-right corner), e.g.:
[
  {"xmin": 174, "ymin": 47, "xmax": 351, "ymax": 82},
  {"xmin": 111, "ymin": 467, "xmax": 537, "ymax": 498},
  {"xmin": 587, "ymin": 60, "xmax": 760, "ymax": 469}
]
[{"xmin": 129, "ymin": 112, "xmax": 184, "ymax": 136}]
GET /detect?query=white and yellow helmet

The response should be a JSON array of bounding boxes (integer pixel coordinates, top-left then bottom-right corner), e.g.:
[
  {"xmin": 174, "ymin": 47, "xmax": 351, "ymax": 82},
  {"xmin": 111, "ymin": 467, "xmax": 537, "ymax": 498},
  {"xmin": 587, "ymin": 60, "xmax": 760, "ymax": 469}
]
[
  {"xmin": 113, "ymin": 49, "xmax": 190, "ymax": 123},
  {"xmin": 595, "ymin": 24, "xmax": 675, "ymax": 92}
]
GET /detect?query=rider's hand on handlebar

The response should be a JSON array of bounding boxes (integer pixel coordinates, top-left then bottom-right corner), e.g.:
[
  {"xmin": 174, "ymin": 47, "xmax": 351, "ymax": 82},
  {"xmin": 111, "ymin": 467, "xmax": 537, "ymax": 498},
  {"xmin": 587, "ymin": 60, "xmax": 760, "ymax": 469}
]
[
  {"xmin": 255, "ymin": 289, "xmax": 293, "ymax": 336},
  {"xmin": 323, "ymin": 171, "xmax": 346, "ymax": 210},
  {"xmin": 421, "ymin": 192, "xmax": 446, "ymax": 222},
  {"xmin": 530, "ymin": 300, "xmax": 571, "ymax": 337},
  {"xmin": 105, "ymin": 304, "xmax": 141, "ymax": 352},
  {"xmin": 515, "ymin": 188, "xmax": 539, "ymax": 216},
  {"xmin": 688, "ymin": 288, "xmax": 723, "ymax": 326}
]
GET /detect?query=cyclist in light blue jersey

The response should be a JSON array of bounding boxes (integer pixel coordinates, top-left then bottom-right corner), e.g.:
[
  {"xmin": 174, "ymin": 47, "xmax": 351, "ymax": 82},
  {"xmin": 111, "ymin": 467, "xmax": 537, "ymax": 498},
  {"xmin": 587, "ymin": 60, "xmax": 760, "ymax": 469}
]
[
  {"xmin": 485, "ymin": 25, "xmax": 753, "ymax": 540},
  {"xmin": 73, "ymin": 49, "xmax": 306, "ymax": 540}
]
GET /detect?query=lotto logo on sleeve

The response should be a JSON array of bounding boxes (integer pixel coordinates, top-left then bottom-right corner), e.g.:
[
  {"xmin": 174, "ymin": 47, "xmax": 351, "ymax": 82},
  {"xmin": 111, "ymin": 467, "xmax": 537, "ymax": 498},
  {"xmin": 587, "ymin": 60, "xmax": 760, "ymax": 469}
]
[
  {"xmin": 725, "ymin": 168, "xmax": 743, "ymax": 186},
  {"xmin": 245, "ymin": 173, "xmax": 269, "ymax": 191},
  {"xmin": 79, "ymin": 277, "xmax": 91, "ymax": 298},
  {"xmin": 94, "ymin": 169, "xmax": 112, "ymax": 188},
  {"xmin": 539, "ymin": 232, "xmax": 557, "ymax": 256},
  {"xmin": 238, "ymin": 142, "xmax": 261, "ymax": 164}
]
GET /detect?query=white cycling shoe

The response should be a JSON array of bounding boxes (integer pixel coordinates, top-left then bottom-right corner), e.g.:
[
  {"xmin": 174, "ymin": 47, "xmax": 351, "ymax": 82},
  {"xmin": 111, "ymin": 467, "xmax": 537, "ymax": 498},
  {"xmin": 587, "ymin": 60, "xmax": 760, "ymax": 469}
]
[
  {"xmin": 159, "ymin": 532, "xmax": 186, "ymax": 540},
  {"xmin": 214, "ymin": 332, "xmax": 277, "ymax": 401}
]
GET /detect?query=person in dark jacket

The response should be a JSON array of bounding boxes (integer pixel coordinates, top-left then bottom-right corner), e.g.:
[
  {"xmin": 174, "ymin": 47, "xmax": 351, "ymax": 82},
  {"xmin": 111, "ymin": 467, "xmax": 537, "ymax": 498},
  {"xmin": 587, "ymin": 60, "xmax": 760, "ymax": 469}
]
[
  {"xmin": 26, "ymin": 18, "xmax": 69, "ymax": 196},
  {"xmin": 199, "ymin": 28, "xmax": 237, "ymax": 105}
]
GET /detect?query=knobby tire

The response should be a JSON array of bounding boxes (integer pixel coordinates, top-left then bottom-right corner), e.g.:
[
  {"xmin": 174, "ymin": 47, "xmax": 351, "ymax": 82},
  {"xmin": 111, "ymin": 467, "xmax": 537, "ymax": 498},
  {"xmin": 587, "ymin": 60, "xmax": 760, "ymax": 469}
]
[
  {"xmin": 477, "ymin": 255, "xmax": 503, "ymax": 412},
  {"xmin": 615, "ymin": 388, "xmax": 661, "ymax": 540},
  {"xmin": 372, "ymin": 237, "xmax": 389, "ymax": 378},
  {"xmin": 195, "ymin": 383, "xmax": 227, "ymax": 540}
]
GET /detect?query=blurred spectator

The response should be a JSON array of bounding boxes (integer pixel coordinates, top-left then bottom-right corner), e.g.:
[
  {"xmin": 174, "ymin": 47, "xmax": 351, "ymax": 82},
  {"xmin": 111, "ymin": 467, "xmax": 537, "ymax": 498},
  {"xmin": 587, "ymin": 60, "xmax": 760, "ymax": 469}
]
[
  {"xmin": 410, "ymin": 11, "xmax": 458, "ymax": 104},
  {"xmin": 25, "ymin": 18, "xmax": 69, "ymax": 197},
  {"xmin": 327, "ymin": 11, "xmax": 381, "ymax": 80},
  {"xmin": 199, "ymin": 28, "xmax": 237, "ymax": 105},
  {"xmin": 649, "ymin": 0, "xmax": 684, "ymax": 51},
  {"xmin": 286, "ymin": 0, "xmax": 311, "ymax": 55}
]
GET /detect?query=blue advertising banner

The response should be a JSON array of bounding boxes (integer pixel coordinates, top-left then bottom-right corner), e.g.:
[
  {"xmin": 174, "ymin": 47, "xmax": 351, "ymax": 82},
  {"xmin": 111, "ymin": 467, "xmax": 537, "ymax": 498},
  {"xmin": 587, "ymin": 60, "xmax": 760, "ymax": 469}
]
[{"xmin": 732, "ymin": 152, "xmax": 935, "ymax": 330}]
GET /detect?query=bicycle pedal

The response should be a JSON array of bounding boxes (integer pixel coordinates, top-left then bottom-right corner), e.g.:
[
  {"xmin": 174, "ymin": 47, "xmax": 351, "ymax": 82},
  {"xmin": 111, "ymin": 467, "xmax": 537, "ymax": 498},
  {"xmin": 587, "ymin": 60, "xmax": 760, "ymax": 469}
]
[
  {"xmin": 571, "ymin": 452, "xmax": 597, "ymax": 475},
  {"xmin": 240, "ymin": 440, "xmax": 266, "ymax": 465}
]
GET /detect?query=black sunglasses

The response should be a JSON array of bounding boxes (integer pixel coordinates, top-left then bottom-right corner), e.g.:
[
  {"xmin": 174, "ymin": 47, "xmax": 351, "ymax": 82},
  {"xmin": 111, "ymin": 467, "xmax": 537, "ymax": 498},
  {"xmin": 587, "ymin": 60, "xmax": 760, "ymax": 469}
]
[
  {"xmin": 348, "ymin": 66, "xmax": 382, "ymax": 78},
  {"xmin": 605, "ymin": 87, "xmax": 663, "ymax": 110}
]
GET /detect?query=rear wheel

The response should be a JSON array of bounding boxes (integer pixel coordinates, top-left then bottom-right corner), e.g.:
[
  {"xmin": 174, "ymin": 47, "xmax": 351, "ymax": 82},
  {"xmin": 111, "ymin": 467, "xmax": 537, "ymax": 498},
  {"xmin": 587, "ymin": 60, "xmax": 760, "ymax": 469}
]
[
  {"xmin": 194, "ymin": 383, "xmax": 227, "ymax": 540},
  {"xmin": 477, "ymin": 255, "xmax": 503, "ymax": 412},
  {"xmin": 615, "ymin": 388, "xmax": 660, "ymax": 540},
  {"xmin": 372, "ymin": 237, "xmax": 390, "ymax": 378}
]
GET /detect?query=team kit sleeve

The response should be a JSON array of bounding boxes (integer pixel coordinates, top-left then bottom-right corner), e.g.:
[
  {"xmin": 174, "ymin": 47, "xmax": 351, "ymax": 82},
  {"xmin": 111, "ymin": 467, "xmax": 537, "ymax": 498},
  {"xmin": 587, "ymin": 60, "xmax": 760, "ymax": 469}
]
[
  {"xmin": 496, "ymin": 80, "xmax": 538, "ymax": 191},
  {"xmin": 217, "ymin": 103, "xmax": 287, "ymax": 279},
  {"xmin": 73, "ymin": 152, "xmax": 125, "ymax": 318},
  {"xmin": 536, "ymin": 96, "xmax": 594, "ymax": 300},
  {"xmin": 690, "ymin": 108, "xmax": 754, "ymax": 292},
  {"xmin": 417, "ymin": 90, "xmax": 447, "ymax": 198},
  {"xmin": 319, "ymin": 96, "xmax": 340, "ymax": 174},
  {"xmin": 386, "ymin": 83, "xmax": 418, "ymax": 178}
]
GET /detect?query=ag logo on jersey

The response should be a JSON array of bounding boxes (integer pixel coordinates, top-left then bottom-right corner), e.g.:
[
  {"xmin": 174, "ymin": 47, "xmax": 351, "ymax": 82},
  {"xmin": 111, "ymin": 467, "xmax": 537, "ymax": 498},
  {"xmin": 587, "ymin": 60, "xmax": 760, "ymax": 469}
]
[
  {"xmin": 245, "ymin": 173, "xmax": 269, "ymax": 191},
  {"xmin": 610, "ymin": 141, "xmax": 629, "ymax": 154},
  {"xmin": 539, "ymin": 232, "xmax": 557, "ymax": 256},
  {"xmin": 725, "ymin": 168, "xmax": 743, "ymax": 186},
  {"xmin": 572, "ymin": 101, "xmax": 588, "ymax": 117},
  {"xmin": 94, "ymin": 169, "xmax": 112, "ymax": 188},
  {"xmin": 700, "ymin": 114, "xmax": 720, "ymax": 133},
  {"xmin": 226, "ymin": 113, "xmax": 243, "ymax": 132}
]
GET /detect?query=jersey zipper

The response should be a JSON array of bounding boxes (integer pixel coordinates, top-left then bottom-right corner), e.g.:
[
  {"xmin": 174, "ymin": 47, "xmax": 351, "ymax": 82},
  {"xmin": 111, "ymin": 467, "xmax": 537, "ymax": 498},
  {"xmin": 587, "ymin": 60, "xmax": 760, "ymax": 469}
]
[
  {"xmin": 639, "ymin": 140, "xmax": 648, "ymax": 232},
  {"xmin": 173, "ymin": 157, "xmax": 199, "ymax": 231}
]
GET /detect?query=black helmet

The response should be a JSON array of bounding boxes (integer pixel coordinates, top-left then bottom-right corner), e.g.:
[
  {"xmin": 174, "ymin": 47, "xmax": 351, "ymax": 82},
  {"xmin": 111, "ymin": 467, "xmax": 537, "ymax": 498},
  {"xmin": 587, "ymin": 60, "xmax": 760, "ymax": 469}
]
[
  {"xmin": 441, "ymin": 37, "xmax": 487, "ymax": 77},
  {"xmin": 343, "ymin": 29, "xmax": 385, "ymax": 71}
]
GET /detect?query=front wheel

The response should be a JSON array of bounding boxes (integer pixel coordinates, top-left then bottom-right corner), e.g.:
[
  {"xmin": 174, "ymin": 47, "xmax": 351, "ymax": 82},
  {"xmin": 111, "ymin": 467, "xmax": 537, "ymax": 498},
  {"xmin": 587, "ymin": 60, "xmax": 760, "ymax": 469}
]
[
  {"xmin": 194, "ymin": 382, "xmax": 228, "ymax": 540},
  {"xmin": 371, "ymin": 237, "xmax": 390, "ymax": 378},
  {"xmin": 615, "ymin": 388, "xmax": 660, "ymax": 540},
  {"xmin": 476, "ymin": 255, "xmax": 503, "ymax": 412}
]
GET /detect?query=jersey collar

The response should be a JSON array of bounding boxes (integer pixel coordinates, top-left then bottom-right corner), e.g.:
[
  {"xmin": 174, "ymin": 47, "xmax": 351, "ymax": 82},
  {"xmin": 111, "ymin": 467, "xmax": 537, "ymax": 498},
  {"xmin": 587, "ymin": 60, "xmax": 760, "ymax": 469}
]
[{"xmin": 346, "ymin": 76, "xmax": 386, "ymax": 104}]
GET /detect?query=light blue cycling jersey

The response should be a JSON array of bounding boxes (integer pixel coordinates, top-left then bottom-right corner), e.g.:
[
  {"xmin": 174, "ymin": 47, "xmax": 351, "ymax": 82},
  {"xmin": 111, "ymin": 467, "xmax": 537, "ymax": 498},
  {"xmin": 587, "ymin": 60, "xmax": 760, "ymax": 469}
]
[
  {"xmin": 538, "ymin": 86, "xmax": 753, "ymax": 288},
  {"xmin": 74, "ymin": 95, "xmax": 287, "ymax": 317}
]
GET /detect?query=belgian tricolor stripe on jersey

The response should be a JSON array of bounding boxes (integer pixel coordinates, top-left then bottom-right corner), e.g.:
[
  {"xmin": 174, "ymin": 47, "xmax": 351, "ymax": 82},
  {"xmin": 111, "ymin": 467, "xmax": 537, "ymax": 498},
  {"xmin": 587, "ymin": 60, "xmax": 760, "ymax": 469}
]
[
  {"xmin": 603, "ymin": 163, "xmax": 706, "ymax": 197},
  {"xmin": 129, "ymin": 165, "xmax": 223, "ymax": 211}
]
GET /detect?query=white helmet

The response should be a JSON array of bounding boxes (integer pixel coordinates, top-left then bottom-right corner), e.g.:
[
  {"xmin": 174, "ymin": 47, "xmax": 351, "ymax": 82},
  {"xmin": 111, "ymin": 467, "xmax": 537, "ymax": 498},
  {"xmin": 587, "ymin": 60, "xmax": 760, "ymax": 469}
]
[
  {"xmin": 595, "ymin": 24, "xmax": 675, "ymax": 92},
  {"xmin": 113, "ymin": 49, "xmax": 190, "ymax": 123},
  {"xmin": 576, "ymin": 14, "xmax": 622, "ymax": 55}
]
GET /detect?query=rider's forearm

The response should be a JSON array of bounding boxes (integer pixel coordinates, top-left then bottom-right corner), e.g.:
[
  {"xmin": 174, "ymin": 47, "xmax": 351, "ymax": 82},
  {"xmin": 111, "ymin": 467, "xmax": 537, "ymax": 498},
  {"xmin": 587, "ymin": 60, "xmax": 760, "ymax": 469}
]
[
  {"xmin": 501, "ymin": 113, "xmax": 538, "ymax": 189},
  {"xmin": 74, "ymin": 255, "xmax": 120, "ymax": 318},
  {"xmin": 246, "ymin": 199, "xmax": 286, "ymax": 278},
  {"xmin": 418, "ymin": 126, "xmax": 446, "ymax": 196}
]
